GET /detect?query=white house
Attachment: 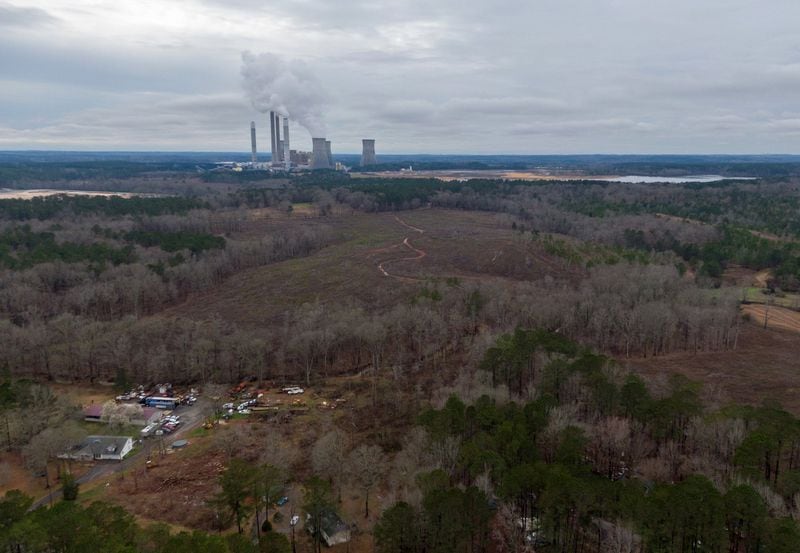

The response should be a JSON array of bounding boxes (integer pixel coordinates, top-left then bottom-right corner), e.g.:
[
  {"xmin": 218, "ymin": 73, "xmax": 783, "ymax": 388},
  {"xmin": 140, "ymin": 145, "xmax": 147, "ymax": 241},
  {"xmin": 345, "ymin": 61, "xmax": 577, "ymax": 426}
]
[{"xmin": 61, "ymin": 436, "xmax": 134, "ymax": 462}]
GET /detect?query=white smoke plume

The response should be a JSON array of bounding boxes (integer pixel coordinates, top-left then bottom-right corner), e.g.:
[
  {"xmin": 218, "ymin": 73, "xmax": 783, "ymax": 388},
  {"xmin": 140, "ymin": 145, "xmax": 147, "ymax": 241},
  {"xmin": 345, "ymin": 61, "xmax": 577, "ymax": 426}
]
[{"xmin": 241, "ymin": 51, "xmax": 328, "ymax": 138}]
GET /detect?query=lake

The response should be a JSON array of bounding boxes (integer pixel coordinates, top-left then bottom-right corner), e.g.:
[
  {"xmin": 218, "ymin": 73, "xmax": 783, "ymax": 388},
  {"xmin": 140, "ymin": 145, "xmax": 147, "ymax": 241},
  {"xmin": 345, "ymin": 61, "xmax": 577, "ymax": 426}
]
[{"xmin": 599, "ymin": 175, "xmax": 756, "ymax": 184}]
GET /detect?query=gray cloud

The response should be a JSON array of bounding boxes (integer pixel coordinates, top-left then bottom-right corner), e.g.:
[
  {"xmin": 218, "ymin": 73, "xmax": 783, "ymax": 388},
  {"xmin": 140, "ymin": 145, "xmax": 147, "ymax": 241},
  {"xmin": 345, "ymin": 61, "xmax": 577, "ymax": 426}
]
[
  {"xmin": 0, "ymin": 3, "xmax": 58, "ymax": 28},
  {"xmin": 2, "ymin": 0, "xmax": 800, "ymax": 153}
]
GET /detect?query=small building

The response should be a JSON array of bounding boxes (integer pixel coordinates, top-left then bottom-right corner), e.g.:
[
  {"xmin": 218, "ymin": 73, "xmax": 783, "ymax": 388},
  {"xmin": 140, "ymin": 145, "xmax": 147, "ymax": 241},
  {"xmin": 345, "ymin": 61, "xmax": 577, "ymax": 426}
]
[
  {"xmin": 61, "ymin": 436, "xmax": 134, "ymax": 462},
  {"xmin": 307, "ymin": 509, "xmax": 351, "ymax": 547},
  {"xmin": 83, "ymin": 404, "xmax": 161, "ymax": 426},
  {"xmin": 83, "ymin": 404, "xmax": 104, "ymax": 423}
]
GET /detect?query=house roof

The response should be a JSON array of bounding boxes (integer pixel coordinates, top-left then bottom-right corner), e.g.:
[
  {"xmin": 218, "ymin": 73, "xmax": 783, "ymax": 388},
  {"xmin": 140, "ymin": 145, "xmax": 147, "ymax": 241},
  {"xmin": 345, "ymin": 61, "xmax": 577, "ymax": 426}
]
[
  {"xmin": 82, "ymin": 435, "xmax": 132, "ymax": 455},
  {"xmin": 63, "ymin": 435, "xmax": 133, "ymax": 459},
  {"xmin": 84, "ymin": 404, "xmax": 158, "ymax": 421},
  {"xmin": 319, "ymin": 509, "xmax": 349, "ymax": 537},
  {"xmin": 84, "ymin": 404, "xmax": 103, "ymax": 418}
]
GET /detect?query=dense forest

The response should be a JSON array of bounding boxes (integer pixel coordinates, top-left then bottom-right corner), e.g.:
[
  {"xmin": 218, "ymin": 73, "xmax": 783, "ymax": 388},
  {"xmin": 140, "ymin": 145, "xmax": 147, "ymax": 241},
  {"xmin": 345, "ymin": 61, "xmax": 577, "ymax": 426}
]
[{"xmin": 371, "ymin": 331, "xmax": 800, "ymax": 552}]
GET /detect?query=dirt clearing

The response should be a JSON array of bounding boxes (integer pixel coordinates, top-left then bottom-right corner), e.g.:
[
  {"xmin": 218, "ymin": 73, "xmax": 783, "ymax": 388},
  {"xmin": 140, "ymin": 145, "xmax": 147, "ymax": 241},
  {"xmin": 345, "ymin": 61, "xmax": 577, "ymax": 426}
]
[{"xmin": 742, "ymin": 304, "xmax": 800, "ymax": 334}]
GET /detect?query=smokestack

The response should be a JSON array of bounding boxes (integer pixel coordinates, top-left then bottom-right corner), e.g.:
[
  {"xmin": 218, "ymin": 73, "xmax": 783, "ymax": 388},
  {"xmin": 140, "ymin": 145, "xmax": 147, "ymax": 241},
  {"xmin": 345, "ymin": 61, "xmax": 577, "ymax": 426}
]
[
  {"xmin": 311, "ymin": 138, "xmax": 330, "ymax": 170},
  {"xmin": 274, "ymin": 114, "xmax": 282, "ymax": 162},
  {"xmin": 269, "ymin": 112, "xmax": 277, "ymax": 163},
  {"xmin": 250, "ymin": 121, "xmax": 257, "ymax": 163},
  {"xmin": 283, "ymin": 117, "xmax": 290, "ymax": 170},
  {"xmin": 325, "ymin": 140, "xmax": 333, "ymax": 167},
  {"xmin": 361, "ymin": 139, "xmax": 377, "ymax": 166}
]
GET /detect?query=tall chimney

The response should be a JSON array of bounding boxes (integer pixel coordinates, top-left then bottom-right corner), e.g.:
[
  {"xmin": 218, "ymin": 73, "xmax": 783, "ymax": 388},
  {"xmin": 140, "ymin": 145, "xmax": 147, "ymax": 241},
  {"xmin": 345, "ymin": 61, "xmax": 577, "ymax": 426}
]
[
  {"xmin": 283, "ymin": 117, "xmax": 291, "ymax": 170},
  {"xmin": 325, "ymin": 140, "xmax": 333, "ymax": 167},
  {"xmin": 250, "ymin": 121, "xmax": 257, "ymax": 164},
  {"xmin": 269, "ymin": 112, "xmax": 277, "ymax": 164},
  {"xmin": 361, "ymin": 139, "xmax": 377, "ymax": 166},
  {"xmin": 274, "ymin": 114, "xmax": 282, "ymax": 162},
  {"xmin": 311, "ymin": 138, "xmax": 330, "ymax": 170}
]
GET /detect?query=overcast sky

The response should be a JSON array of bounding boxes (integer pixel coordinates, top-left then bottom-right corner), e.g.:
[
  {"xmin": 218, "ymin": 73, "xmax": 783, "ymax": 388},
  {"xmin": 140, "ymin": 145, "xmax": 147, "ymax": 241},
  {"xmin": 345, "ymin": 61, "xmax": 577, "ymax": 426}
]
[{"xmin": 2, "ymin": 0, "xmax": 800, "ymax": 154}]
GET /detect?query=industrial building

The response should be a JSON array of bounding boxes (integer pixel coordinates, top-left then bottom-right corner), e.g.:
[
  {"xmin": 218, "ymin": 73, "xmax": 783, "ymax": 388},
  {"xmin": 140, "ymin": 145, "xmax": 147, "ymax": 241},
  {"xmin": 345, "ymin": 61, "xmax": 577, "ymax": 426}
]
[
  {"xmin": 311, "ymin": 137, "xmax": 331, "ymax": 169},
  {"xmin": 235, "ymin": 113, "xmax": 376, "ymax": 172},
  {"xmin": 361, "ymin": 139, "xmax": 377, "ymax": 166}
]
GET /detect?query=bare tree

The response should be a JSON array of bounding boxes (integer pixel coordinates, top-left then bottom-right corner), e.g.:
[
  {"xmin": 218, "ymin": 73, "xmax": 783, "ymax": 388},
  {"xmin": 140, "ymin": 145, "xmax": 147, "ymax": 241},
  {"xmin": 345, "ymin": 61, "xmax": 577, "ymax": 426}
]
[
  {"xmin": 212, "ymin": 424, "xmax": 245, "ymax": 462},
  {"xmin": 346, "ymin": 444, "xmax": 387, "ymax": 518},
  {"xmin": 311, "ymin": 430, "xmax": 349, "ymax": 502}
]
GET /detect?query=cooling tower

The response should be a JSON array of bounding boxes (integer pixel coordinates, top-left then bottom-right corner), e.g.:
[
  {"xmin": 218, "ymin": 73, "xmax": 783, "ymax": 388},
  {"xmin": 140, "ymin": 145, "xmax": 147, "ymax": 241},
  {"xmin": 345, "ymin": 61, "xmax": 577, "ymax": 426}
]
[
  {"xmin": 269, "ymin": 112, "xmax": 277, "ymax": 163},
  {"xmin": 311, "ymin": 137, "xmax": 330, "ymax": 169},
  {"xmin": 250, "ymin": 121, "xmax": 257, "ymax": 163},
  {"xmin": 325, "ymin": 140, "xmax": 332, "ymax": 167},
  {"xmin": 282, "ymin": 117, "xmax": 290, "ymax": 170},
  {"xmin": 361, "ymin": 139, "xmax": 377, "ymax": 166}
]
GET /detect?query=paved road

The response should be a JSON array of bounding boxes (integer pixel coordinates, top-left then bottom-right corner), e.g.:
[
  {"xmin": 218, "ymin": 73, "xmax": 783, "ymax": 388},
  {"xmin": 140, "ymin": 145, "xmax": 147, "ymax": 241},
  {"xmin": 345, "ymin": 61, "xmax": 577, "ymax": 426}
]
[{"xmin": 30, "ymin": 401, "xmax": 207, "ymax": 510}]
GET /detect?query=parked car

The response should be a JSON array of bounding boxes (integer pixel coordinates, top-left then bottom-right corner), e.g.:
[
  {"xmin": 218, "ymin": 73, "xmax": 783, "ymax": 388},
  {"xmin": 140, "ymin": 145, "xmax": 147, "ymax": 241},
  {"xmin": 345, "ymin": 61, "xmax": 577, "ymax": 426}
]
[{"xmin": 276, "ymin": 496, "xmax": 289, "ymax": 506}]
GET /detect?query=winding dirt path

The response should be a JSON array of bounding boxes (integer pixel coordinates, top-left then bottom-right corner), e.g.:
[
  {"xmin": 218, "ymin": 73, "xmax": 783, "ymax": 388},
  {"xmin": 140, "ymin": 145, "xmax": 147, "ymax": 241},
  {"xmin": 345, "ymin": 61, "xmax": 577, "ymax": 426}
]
[
  {"xmin": 394, "ymin": 215, "xmax": 425, "ymax": 234},
  {"xmin": 371, "ymin": 216, "xmax": 428, "ymax": 281}
]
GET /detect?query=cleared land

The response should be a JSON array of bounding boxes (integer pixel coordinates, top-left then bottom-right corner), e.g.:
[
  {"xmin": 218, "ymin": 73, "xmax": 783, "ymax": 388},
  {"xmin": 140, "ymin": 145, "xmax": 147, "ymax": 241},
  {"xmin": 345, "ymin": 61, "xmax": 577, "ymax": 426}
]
[
  {"xmin": 742, "ymin": 303, "xmax": 800, "ymax": 333},
  {"xmin": 0, "ymin": 189, "xmax": 149, "ymax": 199},
  {"xmin": 166, "ymin": 208, "xmax": 579, "ymax": 326},
  {"xmin": 627, "ymin": 322, "xmax": 800, "ymax": 413}
]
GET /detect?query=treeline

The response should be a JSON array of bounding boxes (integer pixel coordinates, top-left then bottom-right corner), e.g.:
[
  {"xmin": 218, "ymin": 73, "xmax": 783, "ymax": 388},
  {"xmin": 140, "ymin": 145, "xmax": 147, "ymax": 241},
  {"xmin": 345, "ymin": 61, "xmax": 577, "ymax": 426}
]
[
  {"xmin": 0, "ymin": 195, "xmax": 207, "ymax": 221},
  {"xmin": 0, "ymin": 492, "xmax": 274, "ymax": 553},
  {"xmin": 0, "ymin": 265, "xmax": 739, "ymax": 385},
  {"xmin": 0, "ymin": 226, "xmax": 135, "ymax": 270},
  {"xmin": 120, "ymin": 230, "xmax": 225, "ymax": 254},
  {"xmin": 0, "ymin": 223, "xmax": 332, "ymax": 324},
  {"xmin": 0, "ymin": 160, "xmax": 206, "ymax": 185},
  {"xmin": 374, "ymin": 331, "xmax": 800, "ymax": 553},
  {"xmin": 561, "ymin": 180, "xmax": 800, "ymax": 237}
]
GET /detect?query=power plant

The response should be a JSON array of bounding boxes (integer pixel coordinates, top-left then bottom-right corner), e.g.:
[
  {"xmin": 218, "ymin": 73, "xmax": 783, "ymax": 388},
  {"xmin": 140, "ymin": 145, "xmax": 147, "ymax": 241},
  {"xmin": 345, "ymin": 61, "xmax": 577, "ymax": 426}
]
[
  {"xmin": 361, "ymin": 139, "xmax": 376, "ymax": 166},
  {"xmin": 227, "ymin": 113, "xmax": 379, "ymax": 172}
]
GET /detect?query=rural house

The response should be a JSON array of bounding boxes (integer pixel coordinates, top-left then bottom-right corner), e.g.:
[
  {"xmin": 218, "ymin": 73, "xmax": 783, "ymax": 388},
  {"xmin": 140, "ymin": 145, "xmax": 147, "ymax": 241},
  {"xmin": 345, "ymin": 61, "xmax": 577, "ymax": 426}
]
[
  {"xmin": 61, "ymin": 435, "xmax": 134, "ymax": 462},
  {"xmin": 307, "ymin": 509, "xmax": 351, "ymax": 547}
]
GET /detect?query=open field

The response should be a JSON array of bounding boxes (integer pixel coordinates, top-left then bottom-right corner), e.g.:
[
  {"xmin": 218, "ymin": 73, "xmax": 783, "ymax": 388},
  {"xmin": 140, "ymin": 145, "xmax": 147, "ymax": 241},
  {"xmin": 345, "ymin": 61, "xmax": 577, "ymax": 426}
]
[
  {"xmin": 742, "ymin": 303, "xmax": 800, "ymax": 333},
  {"xmin": 626, "ymin": 322, "xmax": 800, "ymax": 413},
  {"xmin": 742, "ymin": 288, "xmax": 800, "ymax": 309},
  {"xmin": 166, "ymin": 208, "xmax": 578, "ymax": 326}
]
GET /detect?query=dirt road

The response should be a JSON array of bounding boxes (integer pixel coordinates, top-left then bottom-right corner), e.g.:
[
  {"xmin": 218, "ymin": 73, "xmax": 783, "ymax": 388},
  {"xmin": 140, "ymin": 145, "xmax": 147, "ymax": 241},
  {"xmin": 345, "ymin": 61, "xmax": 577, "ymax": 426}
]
[{"xmin": 373, "ymin": 216, "xmax": 428, "ymax": 282}]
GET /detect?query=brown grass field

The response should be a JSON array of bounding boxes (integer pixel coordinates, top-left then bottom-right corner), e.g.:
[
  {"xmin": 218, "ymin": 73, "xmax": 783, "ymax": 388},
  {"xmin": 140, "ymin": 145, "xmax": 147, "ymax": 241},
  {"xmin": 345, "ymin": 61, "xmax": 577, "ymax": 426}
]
[
  {"xmin": 742, "ymin": 303, "xmax": 800, "ymax": 334},
  {"xmin": 166, "ymin": 208, "xmax": 578, "ymax": 326},
  {"xmin": 626, "ymin": 322, "xmax": 800, "ymax": 414}
]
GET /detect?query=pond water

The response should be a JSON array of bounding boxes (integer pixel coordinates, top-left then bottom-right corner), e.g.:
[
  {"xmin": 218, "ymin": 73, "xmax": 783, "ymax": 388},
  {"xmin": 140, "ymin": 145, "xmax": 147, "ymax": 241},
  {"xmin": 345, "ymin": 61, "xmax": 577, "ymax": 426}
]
[{"xmin": 599, "ymin": 175, "xmax": 756, "ymax": 184}]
